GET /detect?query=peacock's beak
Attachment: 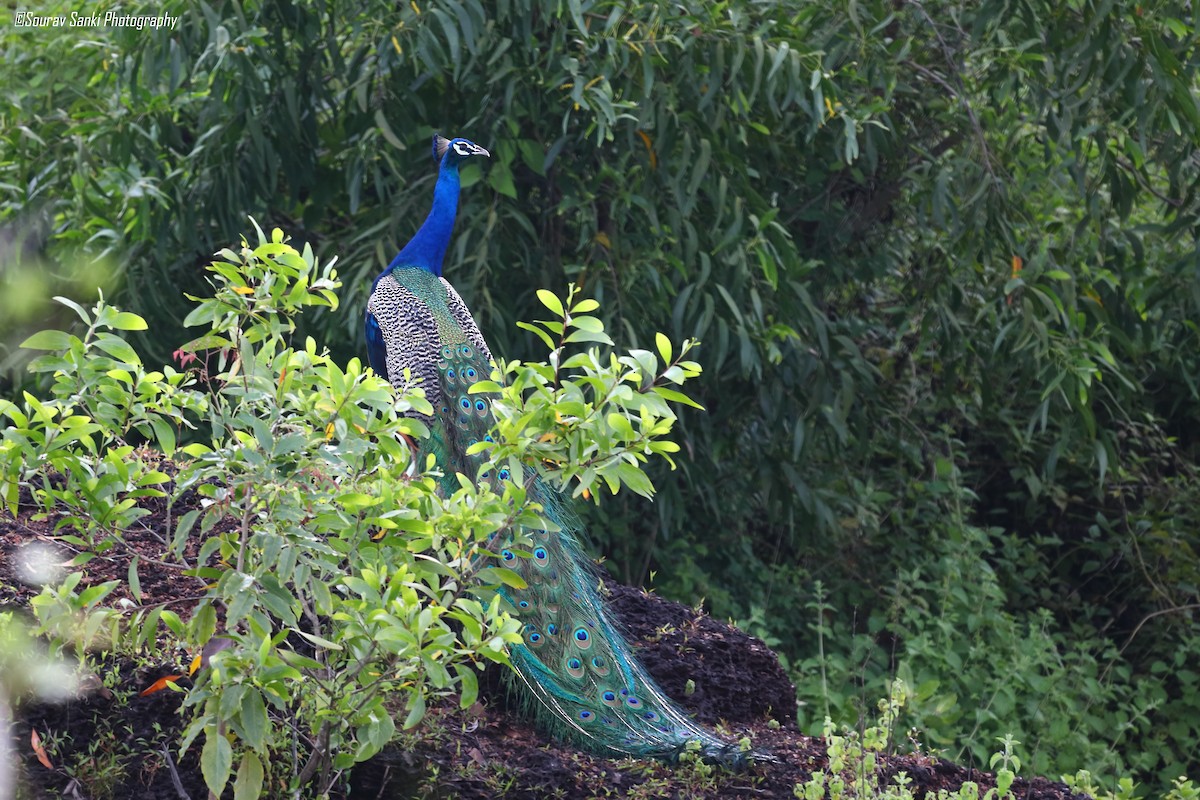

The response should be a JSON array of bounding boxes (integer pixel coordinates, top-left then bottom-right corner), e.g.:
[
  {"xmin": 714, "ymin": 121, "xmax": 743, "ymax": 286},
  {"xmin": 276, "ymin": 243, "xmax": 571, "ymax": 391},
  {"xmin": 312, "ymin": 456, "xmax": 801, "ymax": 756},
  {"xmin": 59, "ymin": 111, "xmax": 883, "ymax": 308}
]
[{"xmin": 477, "ymin": 146, "xmax": 491, "ymax": 158}]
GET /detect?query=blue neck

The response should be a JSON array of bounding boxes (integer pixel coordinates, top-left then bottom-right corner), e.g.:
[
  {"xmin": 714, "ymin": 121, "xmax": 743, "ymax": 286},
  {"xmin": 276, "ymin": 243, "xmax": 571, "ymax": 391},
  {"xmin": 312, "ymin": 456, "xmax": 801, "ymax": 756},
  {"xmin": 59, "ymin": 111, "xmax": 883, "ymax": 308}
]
[{"xmin": 389, "ymin": 158, "xmax": 460, "ymax": 277}]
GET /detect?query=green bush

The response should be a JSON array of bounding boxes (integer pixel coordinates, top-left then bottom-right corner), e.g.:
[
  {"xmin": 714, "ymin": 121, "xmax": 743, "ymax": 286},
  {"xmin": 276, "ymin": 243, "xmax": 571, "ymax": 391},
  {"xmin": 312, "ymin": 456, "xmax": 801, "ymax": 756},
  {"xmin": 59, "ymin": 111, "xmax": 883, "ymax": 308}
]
[{"xmin": 1, "ymin": 223, "xmax": 705, "ymax": 796}]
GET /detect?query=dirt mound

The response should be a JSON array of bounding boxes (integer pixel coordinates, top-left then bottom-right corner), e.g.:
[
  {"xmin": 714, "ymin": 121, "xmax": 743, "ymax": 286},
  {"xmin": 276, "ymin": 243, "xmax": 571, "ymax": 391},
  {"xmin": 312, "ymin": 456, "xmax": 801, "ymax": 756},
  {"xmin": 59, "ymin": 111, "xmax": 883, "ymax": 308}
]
[{"xmin": 2, "ymin": 492, "xmax": 1088, "ymax": 799}]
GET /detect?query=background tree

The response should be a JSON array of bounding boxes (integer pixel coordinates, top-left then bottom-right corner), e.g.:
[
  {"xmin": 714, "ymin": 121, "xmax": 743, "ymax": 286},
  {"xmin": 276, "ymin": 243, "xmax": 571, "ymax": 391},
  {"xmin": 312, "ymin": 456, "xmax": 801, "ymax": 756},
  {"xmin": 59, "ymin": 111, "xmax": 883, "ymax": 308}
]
[{"xmin": 3, "ymin": 0, "xmax": 1199, "ymax": 790}]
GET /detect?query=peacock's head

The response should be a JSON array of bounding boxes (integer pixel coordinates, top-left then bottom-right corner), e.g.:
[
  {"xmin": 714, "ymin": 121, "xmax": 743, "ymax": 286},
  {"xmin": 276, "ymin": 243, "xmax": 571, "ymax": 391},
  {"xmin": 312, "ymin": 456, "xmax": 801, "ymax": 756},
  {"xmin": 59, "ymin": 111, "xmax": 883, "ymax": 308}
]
[{"xmin": 433, "ymin": 134, "xmax": 490, "ymax": 166}]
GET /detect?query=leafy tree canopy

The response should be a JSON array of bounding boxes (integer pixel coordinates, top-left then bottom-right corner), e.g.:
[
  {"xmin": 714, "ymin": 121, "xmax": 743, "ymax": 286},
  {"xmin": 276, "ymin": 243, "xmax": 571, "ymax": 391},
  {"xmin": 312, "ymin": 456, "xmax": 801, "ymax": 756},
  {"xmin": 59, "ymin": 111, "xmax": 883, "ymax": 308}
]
[{"xmin": 3, "ymin": 0, "xmax": 1200, "ymax": 790}]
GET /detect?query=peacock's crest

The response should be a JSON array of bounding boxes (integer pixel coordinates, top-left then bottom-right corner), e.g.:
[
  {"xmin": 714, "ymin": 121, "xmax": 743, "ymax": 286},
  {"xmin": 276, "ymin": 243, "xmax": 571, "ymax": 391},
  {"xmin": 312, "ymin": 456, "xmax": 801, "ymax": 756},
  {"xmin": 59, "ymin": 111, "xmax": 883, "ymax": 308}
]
[{"xmin": 433, "ymin": 133, "xmax": 451, "ymax": 160}]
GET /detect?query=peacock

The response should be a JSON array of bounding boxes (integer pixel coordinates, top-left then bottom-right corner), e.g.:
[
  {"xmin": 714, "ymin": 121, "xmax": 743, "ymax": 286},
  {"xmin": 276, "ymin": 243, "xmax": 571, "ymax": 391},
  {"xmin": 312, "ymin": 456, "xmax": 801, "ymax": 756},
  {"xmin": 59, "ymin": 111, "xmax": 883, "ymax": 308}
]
[{"xmin": 365, "ymin": 134, "xmax": 754, "ymax": 766}]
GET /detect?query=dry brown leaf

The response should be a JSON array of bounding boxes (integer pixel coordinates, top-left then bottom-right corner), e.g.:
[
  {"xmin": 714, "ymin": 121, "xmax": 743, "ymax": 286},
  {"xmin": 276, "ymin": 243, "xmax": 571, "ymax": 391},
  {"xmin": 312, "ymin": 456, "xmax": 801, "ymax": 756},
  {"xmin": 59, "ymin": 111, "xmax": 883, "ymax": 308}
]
[{"xmin": 31, "ymin": 729, "xmax": 53, "ymax": 769}]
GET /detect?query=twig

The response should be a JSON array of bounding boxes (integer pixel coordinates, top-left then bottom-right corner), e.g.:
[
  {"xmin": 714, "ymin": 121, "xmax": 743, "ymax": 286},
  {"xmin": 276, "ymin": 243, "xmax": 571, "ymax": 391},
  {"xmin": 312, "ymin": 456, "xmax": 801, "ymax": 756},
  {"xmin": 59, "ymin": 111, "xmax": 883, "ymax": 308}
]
[
  {"xmin": 162, "ymin": 744, "xmax": 193, "ymax": 800},
  {"xmin": 1118, "ymin": 603, "xmax": 1200, "ymax": 655},
  {"xmin": 295, "ymin": 720, "xmax": 332, "ymax": 785},
  {"xmin": 904, "ymin": 0, "xmax": 999, "ymax": 181},
  {"xmin": 1113, "ymin": 155, "xmax": 1184, "ymax": 208}
]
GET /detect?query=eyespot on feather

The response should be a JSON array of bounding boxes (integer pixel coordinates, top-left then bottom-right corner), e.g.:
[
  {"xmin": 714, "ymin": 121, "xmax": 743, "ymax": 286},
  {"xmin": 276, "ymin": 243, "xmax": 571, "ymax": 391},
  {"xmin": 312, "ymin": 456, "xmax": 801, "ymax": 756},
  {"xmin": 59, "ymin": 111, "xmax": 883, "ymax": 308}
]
[{"xmin": 573, "ymin": 627, "xmax": 592, "ymax": 650}]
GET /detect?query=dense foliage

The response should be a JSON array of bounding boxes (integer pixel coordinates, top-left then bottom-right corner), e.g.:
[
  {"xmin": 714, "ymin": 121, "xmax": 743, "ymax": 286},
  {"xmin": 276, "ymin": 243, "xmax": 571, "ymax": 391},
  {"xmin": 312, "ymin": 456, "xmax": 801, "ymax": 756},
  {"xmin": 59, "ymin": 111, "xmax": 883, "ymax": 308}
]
[
  {"xmin": 2, "ymin": 226, "xmax": 706, "ymax": 796},
  {"xmin": 3, "ymin": 0, "xmax": 1200, "ymax": 793}
]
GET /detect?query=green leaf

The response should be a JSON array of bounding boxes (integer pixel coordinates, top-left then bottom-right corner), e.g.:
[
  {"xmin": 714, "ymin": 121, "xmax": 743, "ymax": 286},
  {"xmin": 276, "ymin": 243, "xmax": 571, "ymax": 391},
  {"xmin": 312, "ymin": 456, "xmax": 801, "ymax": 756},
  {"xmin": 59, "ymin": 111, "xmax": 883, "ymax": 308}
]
[
  {"xmin": 519, "ymin": 139, "xmax": 546, "ymax": 175},
  {"xmin": 614, "ymin": 463, "xmax": 655, "ymax": 497},
  {"xmin": 569, "ymin": 315, "xmax": 604, "ymax": 333},
  {"xmin": 138, "ymin": 607, "xmax": 163, "ymax": 650},
  {"xmin": 192, "ymin": 604, "xmax": 217, "ymax": 645},
  {"xmin": 536, "ymin": 289, "xmax": 564, "ymax": 318},
  {"xmin": 53, "ymin": 296, "xmax": 91, "ymax": 324},
  {"xmin": 295, "ymin": 629, "xmax": 344, "ymax": 650},
  {"xmin": 110, "ymin": 311, "xmax": 149, "ymax": 331},
  {"xmin": 201, "ymin": 728, "xmax": 233, "ymax": 796},
  {"xmin": 606, "ymin": 412, "xmax": 635, "ymax": 440},
  {"xmin": 128, "ymin": 556, "xmax": 141, "ymax": 600},
  {"xmin": 233, "ymin": 752, "xmax": 265, "ymax": 800},
  {"xmin": 563, "ymin": 329, "xmax": 614, "ymax": 345},
  {"xmin": 277, "ymin": 650, "xmax": 325, "ymax": 670},
  {"xmin": 687, "ymin": 139, "xmax": 711, "ymax": 198},
  {"xmin": 79, "ymin": 580, "xmax": 120, "ymax": 608},
  {"xmin": 150, "ymin": 417, "xmax": 177, "ymax": 457},
  {"xmin": 1094, "ymin": 439, "xmax": 1109, "ymax": 484},
  {"xmin": 566, "ymin": 0, "xmax": 587, "ymax": 32},
  {"xmin": 374, "ymin": 109, "xmax": 404, "ymax": 150},
  {"xmin": 93, "ymin": 334, "xmax": 140, "ymax": 364},
  {"xmin": 655, "ymin": 332, "xmax": 672, "ymax": 364},
  {"xmin": 457, "ymin": 664, "xmax": 479, "ymax": 708},
  {"xmin": 403, "ymin": 691, "xmax": 426, "ymax": 729},
  {"xmin": 653, "ymin": 386, "xmax": 704, "ymax": 410},
  {"xmin": 516, "ymin": 321, "xmax": 555, "ymax": 349},
  {"xmin": 477, "ymin": 567, "xmax": 528, "ymax": 589},
  {"xmin": 238, "ymin": 690, "xmax": 269, "ymax": 752},
  {"xmin": 488, "ymin": 160, "xmax": 517, "ymax": 198},
  {"xmin": 20, "ymin": 330, "xmax": 73, "ymax": 351},
  {"xmin": 160, "ymin": 610, "xmax": 186, "ymax": 637}
]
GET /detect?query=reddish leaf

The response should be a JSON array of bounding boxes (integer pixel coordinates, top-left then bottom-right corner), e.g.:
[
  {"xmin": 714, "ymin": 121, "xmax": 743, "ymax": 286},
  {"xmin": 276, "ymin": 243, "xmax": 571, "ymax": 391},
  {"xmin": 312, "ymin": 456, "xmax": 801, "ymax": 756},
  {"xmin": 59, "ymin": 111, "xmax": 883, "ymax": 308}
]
[
  {"xmin": 139, "ymin": 675, "xmax": 183, "ymax": 696},
  {"xmin": 31, "ymin": 729, "xmax": 53, "ymax": 769}
]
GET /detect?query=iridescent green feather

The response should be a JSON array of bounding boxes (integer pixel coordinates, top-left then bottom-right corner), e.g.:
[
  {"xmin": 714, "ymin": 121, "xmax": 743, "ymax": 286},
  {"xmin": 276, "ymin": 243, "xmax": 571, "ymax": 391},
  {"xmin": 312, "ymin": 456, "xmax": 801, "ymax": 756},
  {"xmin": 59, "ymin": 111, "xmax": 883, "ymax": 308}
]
[{"xmin": 421, "ymin": 318, "xmax": 753, "ymax": 766}]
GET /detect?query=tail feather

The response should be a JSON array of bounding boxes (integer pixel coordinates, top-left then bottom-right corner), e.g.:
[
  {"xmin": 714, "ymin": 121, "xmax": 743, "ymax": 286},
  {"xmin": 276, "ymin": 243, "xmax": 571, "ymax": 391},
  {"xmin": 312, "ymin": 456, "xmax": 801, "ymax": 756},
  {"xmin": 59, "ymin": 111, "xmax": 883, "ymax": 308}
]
[{"xmin": 431, "ymin": 337, "xmax": 766, "ymax": 767}]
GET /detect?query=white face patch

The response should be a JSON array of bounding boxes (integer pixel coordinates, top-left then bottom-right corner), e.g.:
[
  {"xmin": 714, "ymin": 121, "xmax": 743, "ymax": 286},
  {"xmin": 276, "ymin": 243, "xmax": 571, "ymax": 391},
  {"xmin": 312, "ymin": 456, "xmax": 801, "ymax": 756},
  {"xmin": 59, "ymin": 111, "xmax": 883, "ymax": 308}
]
[{"xmin": 449, "ymin": 140, "xmax": 489, "ymax": 158}]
